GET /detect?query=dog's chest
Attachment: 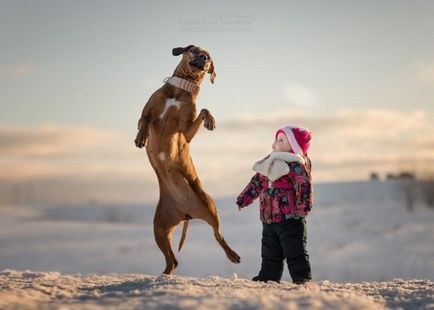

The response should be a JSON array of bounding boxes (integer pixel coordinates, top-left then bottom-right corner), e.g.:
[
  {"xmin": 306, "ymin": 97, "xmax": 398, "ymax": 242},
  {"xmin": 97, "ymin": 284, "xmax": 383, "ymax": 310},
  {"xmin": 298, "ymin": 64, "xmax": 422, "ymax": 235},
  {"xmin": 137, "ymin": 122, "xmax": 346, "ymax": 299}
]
[
  {"xmin": 158, "ymin": 97, "xmax": 194, "ymax": 124},
  {"xmin": 159, "ymin": 98, "xmax": 182, "ymax": 119}
]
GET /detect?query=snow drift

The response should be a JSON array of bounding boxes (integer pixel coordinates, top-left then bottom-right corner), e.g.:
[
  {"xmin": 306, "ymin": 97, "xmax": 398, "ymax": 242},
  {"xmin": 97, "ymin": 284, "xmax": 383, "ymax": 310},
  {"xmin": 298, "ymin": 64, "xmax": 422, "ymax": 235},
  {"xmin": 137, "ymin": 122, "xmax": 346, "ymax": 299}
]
[
  {"xmin": 1, "ymin": 269, "xmax": 433, "ymax": 310},
  {"xmin": 1, "ymin": 181, "xmax": 433, "ymax": 309}
]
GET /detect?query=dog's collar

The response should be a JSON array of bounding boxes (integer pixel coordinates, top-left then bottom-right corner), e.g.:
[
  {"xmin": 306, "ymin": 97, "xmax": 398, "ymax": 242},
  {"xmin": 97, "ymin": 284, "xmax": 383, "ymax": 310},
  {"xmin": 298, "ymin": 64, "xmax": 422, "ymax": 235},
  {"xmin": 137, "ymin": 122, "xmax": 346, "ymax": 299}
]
[{"xmin": 164, "ymin": 76, "xmax": 200, "ymax": 96}]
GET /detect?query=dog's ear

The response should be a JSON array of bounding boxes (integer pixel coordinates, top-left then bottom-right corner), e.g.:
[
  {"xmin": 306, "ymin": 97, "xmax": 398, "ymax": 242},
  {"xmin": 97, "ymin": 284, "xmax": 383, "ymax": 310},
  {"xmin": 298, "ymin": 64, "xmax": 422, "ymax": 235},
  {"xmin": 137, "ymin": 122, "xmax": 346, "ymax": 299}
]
[
  {"xmin": 172, "ymin": 45, "xmax": 194, "ymax": 56},
  {"xmin": 208, "ymin": 60, "xmax": 216, "ymax": 84}
]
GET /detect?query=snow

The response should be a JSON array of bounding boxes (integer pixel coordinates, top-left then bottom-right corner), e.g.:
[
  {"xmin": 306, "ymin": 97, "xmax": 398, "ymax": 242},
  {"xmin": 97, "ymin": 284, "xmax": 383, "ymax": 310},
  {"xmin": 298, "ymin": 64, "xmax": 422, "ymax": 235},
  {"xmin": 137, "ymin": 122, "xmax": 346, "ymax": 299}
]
[
  {"xmin": 1, "ymin": 269, "xmax": 433, "ymax": 309},
  {"xmin": 0, "ymin": 180, "xmax": 433, "ymax": 309}
]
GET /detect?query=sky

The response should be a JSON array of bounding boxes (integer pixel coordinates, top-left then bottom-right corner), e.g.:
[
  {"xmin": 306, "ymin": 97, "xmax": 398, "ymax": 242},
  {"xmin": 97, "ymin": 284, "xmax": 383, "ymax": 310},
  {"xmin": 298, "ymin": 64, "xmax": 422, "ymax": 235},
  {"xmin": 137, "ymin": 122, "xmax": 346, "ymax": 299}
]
[{"xmin": 1, "ymin": 0, "xmax": 434, "ymax": 204}]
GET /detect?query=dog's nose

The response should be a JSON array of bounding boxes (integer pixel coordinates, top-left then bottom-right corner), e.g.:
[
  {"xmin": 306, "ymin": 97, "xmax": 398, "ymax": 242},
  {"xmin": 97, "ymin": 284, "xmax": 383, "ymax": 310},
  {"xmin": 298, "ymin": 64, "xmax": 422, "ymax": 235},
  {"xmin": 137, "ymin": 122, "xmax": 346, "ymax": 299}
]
[{"xmin": 198, "ymin": 54, "xmax": 207, "ymax": 61}]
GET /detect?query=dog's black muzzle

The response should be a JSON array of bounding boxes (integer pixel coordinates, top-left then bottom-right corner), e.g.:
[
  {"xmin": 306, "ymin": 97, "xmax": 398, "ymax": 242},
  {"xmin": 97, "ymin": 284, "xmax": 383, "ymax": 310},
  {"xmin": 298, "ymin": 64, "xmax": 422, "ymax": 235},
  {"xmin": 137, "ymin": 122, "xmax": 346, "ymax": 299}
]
[{"xmin": 189, "ymin": 54, "xmax": 207, "ymax": 70}]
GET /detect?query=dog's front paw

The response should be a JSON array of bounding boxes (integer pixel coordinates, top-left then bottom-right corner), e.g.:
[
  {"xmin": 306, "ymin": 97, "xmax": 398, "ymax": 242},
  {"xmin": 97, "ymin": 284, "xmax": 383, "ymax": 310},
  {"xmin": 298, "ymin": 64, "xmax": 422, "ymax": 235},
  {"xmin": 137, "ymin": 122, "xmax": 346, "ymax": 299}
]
[
  {"xmin": 200, "ymin": 109, "xmax": 216, "ymax": 131},
  {"xmin": 134, "ymin": 130, "xmax": 148, "ymax": 148}
]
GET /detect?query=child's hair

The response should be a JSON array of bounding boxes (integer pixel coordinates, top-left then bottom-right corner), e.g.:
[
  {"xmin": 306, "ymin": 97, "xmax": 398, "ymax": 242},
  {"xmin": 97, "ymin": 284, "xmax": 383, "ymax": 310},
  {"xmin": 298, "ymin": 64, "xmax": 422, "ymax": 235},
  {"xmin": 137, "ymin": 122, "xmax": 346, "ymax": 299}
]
[{"xmin": 275, "ymin": 126, "xmax": 312, "ymax": 156}]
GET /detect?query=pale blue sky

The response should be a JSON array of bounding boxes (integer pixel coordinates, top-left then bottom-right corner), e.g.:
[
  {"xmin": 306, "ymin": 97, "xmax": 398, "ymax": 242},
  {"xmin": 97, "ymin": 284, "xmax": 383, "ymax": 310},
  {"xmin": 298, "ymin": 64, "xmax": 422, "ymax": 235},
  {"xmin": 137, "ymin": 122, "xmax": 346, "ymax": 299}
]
[
  {"xmin": 2, "ymin": 0, "xmax": 433, "ymax": 128},
  {"xmin": 1, "ymin": 1, "xmax": 434, "ymax": 203}
]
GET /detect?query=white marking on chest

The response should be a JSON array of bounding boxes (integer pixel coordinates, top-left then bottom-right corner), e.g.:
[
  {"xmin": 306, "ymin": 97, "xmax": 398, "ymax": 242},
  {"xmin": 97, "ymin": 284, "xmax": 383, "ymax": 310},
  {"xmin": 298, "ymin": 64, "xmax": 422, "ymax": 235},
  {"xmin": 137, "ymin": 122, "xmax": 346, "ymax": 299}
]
[
  {"xmin": 158, "ymin": 152, "xmax": 165, "ymax": 161},
  {"xmin": 159, "ymin": 98, "xmax": 181, "ymax": 119}
]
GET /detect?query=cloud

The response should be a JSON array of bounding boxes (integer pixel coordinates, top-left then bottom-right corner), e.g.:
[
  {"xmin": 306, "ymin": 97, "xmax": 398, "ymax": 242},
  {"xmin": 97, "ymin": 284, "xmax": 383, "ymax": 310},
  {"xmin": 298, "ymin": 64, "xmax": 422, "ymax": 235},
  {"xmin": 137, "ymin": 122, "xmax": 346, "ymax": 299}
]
[
  {"xmin": 0, "ymin": 125, "xmax": 152, "ymax": 179},
  {"xmin": 209, "ymin": 108, "xmax": 434, "ymax": 181},
  {"xmin": 0, "ymin": 125, "xmax": 121, "ymax": 157},
  {"xmin": 219, "ymin": 108, "xmax": 430, "ymax": 137},
  {"xmin": 1, "ymin": 110, "xmax": 433, "ymax": 204},
  {"xmin": 282, "ymin": 84, "xmax": 317, "ymax": 107},
  {"xmin": 0, "ymin": 124, "xmax": 159, "ymax": 204},
  {"xmin": 0, "ymin": 64, "xmax": 33, "ymax": 78},
  {"xmin": 219, "ymin": 108, "xmax": 309, "ymax": 131}
]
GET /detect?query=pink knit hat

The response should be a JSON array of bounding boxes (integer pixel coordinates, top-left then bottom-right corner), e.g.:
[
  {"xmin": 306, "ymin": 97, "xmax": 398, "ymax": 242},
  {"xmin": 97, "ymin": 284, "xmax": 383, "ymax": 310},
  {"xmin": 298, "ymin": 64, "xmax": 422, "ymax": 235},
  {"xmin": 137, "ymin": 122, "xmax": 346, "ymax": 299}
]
[{"xmin": 275, "ymin": 126, "xmax": 312, "ymax": 156}]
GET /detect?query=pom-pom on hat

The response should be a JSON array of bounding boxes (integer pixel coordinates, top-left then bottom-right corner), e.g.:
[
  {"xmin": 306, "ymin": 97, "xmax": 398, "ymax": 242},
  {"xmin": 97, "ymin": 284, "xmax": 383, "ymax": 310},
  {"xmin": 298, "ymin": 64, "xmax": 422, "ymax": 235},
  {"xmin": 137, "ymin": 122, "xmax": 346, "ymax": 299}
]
[{"xmin": 275, "ymin": 126, "xmax": 312, "ymax": 156}]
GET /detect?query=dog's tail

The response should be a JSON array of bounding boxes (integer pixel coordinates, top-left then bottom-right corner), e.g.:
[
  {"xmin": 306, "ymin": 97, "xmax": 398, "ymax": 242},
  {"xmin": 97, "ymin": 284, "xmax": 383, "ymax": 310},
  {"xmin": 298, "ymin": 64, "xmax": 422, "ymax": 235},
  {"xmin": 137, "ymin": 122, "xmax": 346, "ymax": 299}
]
[{"xmin": 178, "ymin": 219, "xmax": 189, "ymax": 252}]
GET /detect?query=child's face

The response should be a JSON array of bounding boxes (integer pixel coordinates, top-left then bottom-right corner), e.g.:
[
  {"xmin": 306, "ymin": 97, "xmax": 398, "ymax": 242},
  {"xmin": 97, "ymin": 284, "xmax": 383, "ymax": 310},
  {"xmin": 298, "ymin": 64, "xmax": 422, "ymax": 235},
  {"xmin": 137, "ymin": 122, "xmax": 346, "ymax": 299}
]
[{"xmin": 272, "ymin": 132, "xmax": 292, "ymax": 152}]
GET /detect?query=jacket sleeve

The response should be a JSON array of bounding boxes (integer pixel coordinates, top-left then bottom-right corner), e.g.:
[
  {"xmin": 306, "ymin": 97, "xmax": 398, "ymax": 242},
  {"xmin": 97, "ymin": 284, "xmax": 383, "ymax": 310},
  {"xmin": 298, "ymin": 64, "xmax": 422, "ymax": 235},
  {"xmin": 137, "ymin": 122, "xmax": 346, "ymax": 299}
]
[
  {"xmin": 289, "ymin": 162, "xmax": 313, "ymax": 216},
  {"xmin": 236, "ymin": 173, "xmax": 265, "ymax": 208}
]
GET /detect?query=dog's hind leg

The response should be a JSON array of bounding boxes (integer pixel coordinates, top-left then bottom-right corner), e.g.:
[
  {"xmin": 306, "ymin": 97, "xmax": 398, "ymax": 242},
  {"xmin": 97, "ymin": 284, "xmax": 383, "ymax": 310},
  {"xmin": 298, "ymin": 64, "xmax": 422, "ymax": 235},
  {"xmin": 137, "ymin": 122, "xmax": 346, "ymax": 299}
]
[
  {"xmin": 154, "ymin": 222, "xmax": 179, "ymax": 275},
  {"xmin": 209, "ymin": 216, "xmax": 241, "ymax": 264},
  {"xmin": 189, "ymin": 192, "xmax": 241, "ymax": 264},
  {"xmin": 182, "ymin": 164, "xmax": 240, "ymax": 264},
  {"xmin": 206, "ymin": 212, "xmax": 241, "ymax": 264}
]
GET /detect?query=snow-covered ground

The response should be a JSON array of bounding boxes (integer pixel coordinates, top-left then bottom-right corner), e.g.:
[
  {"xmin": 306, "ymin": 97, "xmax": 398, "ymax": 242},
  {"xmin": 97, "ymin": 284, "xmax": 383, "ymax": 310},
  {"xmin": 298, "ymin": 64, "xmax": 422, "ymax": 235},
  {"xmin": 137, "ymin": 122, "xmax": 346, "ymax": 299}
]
[
  {"xmin": 0, "ymin": 181, "xmax": 433, "ymax": 309},
  {"xmin": 1, "ymin": 269, "xmax": 433, "ymax": 310}
]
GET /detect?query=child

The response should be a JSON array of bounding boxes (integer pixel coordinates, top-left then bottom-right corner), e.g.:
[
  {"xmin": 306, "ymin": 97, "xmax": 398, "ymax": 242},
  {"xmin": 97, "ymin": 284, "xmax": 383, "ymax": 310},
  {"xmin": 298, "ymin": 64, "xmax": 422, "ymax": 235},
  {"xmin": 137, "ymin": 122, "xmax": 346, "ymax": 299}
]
[{"xmin": 236, "ymin": 125, "xmax": 313, "ymax": 284}]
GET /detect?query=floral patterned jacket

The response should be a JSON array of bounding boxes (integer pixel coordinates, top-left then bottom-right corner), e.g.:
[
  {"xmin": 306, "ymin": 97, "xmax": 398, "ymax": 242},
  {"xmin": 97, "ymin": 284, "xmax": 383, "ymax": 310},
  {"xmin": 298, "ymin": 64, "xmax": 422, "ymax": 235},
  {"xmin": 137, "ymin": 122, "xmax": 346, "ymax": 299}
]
[{"xmin": 236, "ymin": 158, "xmax": 313, "ymax": 223}]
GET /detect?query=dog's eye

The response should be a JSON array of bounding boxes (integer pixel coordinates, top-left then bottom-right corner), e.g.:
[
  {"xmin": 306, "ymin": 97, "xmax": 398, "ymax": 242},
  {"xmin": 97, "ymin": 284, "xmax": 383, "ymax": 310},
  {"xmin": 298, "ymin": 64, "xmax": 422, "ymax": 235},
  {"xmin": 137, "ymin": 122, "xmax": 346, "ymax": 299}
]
[{"xmin": 191, "ymin": 49, "xmax": 199, "ymax": 54}]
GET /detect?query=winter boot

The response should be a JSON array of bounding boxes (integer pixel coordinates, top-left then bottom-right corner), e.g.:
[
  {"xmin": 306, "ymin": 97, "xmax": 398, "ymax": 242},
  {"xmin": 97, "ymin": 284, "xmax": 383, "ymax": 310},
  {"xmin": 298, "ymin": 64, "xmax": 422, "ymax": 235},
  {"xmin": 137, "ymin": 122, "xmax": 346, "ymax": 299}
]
[
  {"xmin": 293, "ymin": 278, "xmax": 310, "ymax": 285},
  {"xmin": 252, "ymin": 275, "xmax": 280, "ymax": 283}
]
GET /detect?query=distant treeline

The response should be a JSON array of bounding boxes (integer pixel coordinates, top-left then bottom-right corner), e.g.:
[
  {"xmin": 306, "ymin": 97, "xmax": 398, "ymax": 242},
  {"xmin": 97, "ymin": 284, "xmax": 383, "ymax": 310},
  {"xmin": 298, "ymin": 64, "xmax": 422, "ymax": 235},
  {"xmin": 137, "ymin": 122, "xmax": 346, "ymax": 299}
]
[{"xmin": 370, "ymin": 172, "xmax": 416, "ymax": 181}]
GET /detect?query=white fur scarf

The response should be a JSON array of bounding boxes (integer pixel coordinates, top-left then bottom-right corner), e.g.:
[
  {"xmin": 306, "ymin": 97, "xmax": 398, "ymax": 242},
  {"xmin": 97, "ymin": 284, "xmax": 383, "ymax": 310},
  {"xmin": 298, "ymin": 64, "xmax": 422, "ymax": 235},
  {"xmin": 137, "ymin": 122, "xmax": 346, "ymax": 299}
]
[{"xmin": 253, "ymin": 152, "xmax": 305, "ymax": 181}]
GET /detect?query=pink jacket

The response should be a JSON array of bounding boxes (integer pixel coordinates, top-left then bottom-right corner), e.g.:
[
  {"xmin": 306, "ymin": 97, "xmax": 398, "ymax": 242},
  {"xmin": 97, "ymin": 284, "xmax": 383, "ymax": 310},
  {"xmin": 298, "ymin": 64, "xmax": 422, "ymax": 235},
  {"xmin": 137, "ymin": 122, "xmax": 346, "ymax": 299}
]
[{"xmin": 236, "ymin": 160, "xmax": 313, "ymax": 223}]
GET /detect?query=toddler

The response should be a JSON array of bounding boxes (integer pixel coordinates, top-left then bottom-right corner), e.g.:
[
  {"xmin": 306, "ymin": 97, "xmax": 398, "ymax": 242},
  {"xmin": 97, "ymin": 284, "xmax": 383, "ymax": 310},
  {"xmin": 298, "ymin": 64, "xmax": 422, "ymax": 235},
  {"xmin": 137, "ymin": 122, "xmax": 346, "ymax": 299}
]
[{"xmin": 236, "ymin": 125, "xmax": 313, "ymax": 284}]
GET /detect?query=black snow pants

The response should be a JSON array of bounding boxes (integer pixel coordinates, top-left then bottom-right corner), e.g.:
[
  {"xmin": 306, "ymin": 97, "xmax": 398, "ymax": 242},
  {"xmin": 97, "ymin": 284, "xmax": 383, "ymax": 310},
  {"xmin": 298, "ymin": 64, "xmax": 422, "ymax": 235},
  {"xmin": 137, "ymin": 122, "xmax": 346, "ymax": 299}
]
[{"xmin": 258, "ymin": 218, "xmax": 311, "ymax": 283}]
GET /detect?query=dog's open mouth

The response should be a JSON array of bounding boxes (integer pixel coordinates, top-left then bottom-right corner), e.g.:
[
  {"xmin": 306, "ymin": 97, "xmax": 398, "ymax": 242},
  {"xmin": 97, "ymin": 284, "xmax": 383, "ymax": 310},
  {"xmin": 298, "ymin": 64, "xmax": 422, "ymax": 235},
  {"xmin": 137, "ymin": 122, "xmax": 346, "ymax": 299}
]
[{"xmin": 189, "ymin": 60, "xmax": 205, "ymax": 71}]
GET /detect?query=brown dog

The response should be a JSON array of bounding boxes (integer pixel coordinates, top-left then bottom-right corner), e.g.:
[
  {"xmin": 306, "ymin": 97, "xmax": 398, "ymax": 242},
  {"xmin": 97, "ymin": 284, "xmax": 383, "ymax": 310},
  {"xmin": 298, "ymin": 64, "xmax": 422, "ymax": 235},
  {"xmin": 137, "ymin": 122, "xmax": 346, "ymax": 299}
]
[{"xmin": 134, "ymin": 45, "xmax": 240, "ymax": 274}]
